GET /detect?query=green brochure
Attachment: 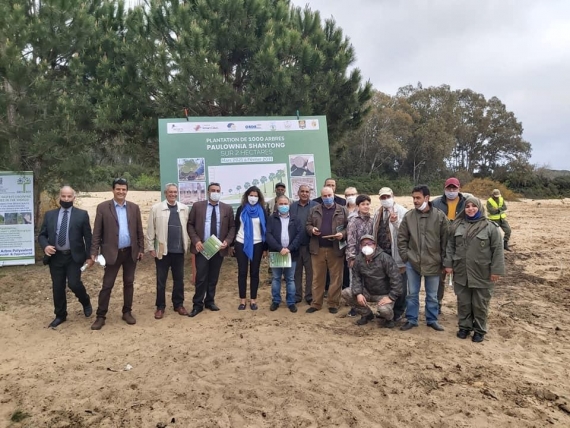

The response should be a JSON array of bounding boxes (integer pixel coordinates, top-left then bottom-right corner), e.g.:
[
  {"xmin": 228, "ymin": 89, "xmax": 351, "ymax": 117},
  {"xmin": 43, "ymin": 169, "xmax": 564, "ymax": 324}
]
[
  {"xmin": 269, "ymin": 252, "xmax": 292, "ymax": 268},
  {"xmin": 200, "ymin": 235, "xmax": 223, "ymax": 260}
]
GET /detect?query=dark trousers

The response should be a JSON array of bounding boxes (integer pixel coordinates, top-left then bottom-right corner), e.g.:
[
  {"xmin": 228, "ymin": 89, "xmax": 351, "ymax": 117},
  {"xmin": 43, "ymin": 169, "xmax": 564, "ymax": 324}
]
[
  {"xmin": 49, "ymin": 252, "xmax": 90, "ymax": 318},
  {"xmin": 294, "ymin": 245, "xmax": 313, "ymax": 302},
  {"xmin": 155, "ymin": 252, "xmax": 185, "ymax": 310},
  {"xmin": 193, "ymin": 252, "xmax": 224, "ymax": 310},
  {"xmin": 96, "ymin": 248, "xmax": 137, "ymax": 318},
  {"xmin": 393, "ymin": 271, "xmax": 408, "ymax": 321},
  {"xmin": 342, "ymin": 259, "xmax": 350, "ymax": 289},
  {"xmin": 235, "ymin": 241, "xmax": 263, "ymax": 299},
  {"xmin": 437, "ymin": 271, "xmax": 446, "ymax": 303}
]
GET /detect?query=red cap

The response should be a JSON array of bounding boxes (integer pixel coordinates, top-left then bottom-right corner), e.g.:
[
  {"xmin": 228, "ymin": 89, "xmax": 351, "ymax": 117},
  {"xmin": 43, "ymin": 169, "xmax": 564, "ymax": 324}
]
[{"xmin": 444, "ymin": 177, "xmax": 460, "ymax": 188}]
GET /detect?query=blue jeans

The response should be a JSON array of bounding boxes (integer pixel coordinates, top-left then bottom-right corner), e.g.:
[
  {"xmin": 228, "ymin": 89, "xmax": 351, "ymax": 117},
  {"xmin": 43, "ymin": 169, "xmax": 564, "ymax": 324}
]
[
  {"xmin": 405, "ymin": 262, "xmax": 439, "ymax": 325},
  {"xmin": 271, "ymin": 261, "xmax": 297, "ymax": 306}
]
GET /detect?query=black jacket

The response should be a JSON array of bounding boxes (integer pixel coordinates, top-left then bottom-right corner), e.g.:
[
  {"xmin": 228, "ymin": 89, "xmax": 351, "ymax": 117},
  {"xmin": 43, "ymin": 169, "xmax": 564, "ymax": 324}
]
[{"xmin": 265, "ymin": 213, "xmax": 303, "ymax": 260}]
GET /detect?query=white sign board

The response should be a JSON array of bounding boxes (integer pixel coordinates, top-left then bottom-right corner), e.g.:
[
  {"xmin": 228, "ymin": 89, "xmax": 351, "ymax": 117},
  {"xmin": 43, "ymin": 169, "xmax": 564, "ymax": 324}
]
[{"xmin": 0, "ymin": 172, "xmax": 35, "ymax": 266}]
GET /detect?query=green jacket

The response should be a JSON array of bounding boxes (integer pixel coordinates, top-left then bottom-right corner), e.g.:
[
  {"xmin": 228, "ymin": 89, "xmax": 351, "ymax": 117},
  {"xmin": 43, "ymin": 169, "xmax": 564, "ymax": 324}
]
[
  {"xmin": 444, "ymin": 219, "xmax": 505, "ymax": 288},
  {"xmin": 397, "ymin": 204, "xmax": 448, "ymax": 276}
]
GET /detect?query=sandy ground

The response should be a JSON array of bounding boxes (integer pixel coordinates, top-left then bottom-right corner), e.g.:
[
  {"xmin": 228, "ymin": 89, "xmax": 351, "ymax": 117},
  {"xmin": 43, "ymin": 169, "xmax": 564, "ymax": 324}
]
[{"xmin": 1, "ymin": 191, "xmax": 569, "ymax": 428}]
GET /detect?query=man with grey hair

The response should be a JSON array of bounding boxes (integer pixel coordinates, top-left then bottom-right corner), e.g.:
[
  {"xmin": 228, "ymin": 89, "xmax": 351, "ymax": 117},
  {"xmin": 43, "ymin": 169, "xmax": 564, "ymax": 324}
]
[
  {"xmin": 146, "ymin": 183, "xmax": 191, "ymax": 319},
  {"xmin": 39, "ymin": 186, "xmax": 93, "ymax": 328}
]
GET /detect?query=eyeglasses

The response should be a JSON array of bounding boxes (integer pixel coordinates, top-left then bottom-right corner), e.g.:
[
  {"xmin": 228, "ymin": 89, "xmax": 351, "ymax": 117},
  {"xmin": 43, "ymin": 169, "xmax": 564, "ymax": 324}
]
[{"xmin": 113, "ymin": 177, "xmax": 128, "ymax": 186}]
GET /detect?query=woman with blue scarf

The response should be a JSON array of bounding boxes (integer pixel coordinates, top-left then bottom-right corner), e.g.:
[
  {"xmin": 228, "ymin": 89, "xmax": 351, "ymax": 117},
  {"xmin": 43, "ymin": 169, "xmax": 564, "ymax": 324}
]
[
  {"xmin": 444, "ymin": 196, "xmax": 505, "ymax": 343},
  {"xmin": 234, "ymin": 186, "xmax": 267, "ymax": 310}
]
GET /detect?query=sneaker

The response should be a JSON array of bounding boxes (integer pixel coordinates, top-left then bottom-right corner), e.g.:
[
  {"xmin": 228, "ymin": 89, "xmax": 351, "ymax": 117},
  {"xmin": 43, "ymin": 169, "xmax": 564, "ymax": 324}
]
[
  {"xmin": 288, "ymin": 304, "xmax": 298, "ymax": 313},
  {"xmin": 456, "ymin": 329, "xmax": 470, "ymax": 339},
  {"xmin": 270, "ymin": 302, "xmax": 279, "ymax": 311},
  {"xmin": 347, "ymin": 308, "xmax": 358, "ymax": 317},
  {"xmin": 356, "ymin": 313, "xmax": 374, "ymax": 326}
]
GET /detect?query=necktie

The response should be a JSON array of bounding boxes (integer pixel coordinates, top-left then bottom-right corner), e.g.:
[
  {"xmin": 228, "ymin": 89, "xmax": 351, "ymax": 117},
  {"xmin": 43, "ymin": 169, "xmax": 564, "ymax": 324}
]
[
  {"xmin": 58, "ymin": 210, "xmax": 68, "ymax": 247},
  {"xmin": 210, "ymin": 205, "xmax": 217, "ymax": 237}
]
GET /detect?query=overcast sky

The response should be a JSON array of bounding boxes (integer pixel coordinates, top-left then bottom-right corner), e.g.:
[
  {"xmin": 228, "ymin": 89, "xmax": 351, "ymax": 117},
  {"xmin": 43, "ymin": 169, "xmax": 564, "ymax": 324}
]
[{"xmin": 297, "ymin": 0, "xmax": 570, "ymax": 170}]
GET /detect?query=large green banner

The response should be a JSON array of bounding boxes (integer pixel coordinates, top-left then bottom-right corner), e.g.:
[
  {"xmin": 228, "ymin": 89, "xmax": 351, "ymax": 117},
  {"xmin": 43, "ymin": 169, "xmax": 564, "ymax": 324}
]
[{"xmin": 158, "ymin": 116, "xmax": 331, "ymax": 207}]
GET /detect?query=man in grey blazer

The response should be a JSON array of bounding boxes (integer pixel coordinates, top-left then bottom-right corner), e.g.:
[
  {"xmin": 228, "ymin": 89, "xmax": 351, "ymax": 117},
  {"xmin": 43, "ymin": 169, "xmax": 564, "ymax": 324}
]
[
  {"xmin": 38, "ymin": 186, "xmax": 93, "ymax": 328},
  {"xmin": 187, "ymin": 182, "xmax": 236, "ymax": 317},
  {"xmin": 90, "ymin": 178, "xmax": 144, "ymax": 330}
]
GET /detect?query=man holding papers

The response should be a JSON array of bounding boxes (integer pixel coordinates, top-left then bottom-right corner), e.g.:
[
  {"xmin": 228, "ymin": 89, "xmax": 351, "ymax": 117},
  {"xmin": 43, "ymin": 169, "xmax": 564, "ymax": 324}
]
[
  {"xmin": 146, "ymin": 183, "xmax": 191, "ymax": 319},
  {"xmin": 187, "ymin": 183, "xmax": 236, "ymax": 317},
  {"xmin": 266, "ymin": 195, "xmax": 304, "ymax": 313}
]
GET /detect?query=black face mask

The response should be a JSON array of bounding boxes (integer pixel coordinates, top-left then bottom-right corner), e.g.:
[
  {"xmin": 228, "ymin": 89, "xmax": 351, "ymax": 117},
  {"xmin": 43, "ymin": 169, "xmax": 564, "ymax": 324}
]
[{"xmin": 59, "ymin": 200, "xmax": 73, "ymax": 209}]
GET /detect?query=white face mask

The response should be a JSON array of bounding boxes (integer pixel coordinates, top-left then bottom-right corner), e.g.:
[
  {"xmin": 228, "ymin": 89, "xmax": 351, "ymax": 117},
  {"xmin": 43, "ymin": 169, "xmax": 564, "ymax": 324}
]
[
  {"xmin": 209, "ymin": 192, "xmax": 221, "ymax": 202},
  {"xmin": 380, "ymin": 198, "xmax": 394, "ymax": 209},
  {"xmin": 445, "ymin": 191, "xmax": 459, "ymax": 200},
  {"xmin": 248, "ymin": 196, "xmax": 259, "ymax": 205},
  {"xmin": 361, "ymin": 246, "xmax": 374, "ymax": 256},
  {"xmin": 346, "ymin": 196, "xmax": 357, "ymax": 205},
  {"xmin": 417, "ymin": 200, "xmax": 428, "ymax": 212}
]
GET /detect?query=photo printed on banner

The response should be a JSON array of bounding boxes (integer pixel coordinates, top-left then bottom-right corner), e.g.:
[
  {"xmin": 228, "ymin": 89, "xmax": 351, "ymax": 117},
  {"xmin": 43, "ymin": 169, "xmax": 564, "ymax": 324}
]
[
  {"xmin": 179, "ymin": 182, "xmax": 206, "ymax": 205},
  {"xmin": 178, "ymin": 158, "xmax": 205, "ymax": 182},
  {"xmin": 291, "ymin": 177, "xmax": 317, "ymax": 201},
  {"xmin": 289, "ymin": 154, "xmax": 315, "ymax": 177}
]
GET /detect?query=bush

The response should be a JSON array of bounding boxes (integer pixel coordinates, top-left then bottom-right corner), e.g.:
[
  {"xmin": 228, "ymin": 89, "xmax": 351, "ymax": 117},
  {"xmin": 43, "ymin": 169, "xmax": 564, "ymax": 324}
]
[
  {"xmin": 132, "ymin": 173, "xmax": 161, "ymax": 191},
  {"xmin": 462, "ymin": 178, "xmax": 520, "ymax": 201}
]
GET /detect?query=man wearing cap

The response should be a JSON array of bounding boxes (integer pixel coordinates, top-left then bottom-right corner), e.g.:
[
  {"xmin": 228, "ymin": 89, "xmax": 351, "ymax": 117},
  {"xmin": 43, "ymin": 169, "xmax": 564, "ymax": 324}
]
[
  {"xmin": 487, "ymin": 189, "xmax": 511, "ymax": 251},
  {"xmin": 431, "ymin": 177, "xmax": 470, "ymax": 314},
  {"xmin": 372, "ymin": 187, "xmax": 408, "ymax": 322},
  {"xmin": 342, "ymin": 235, "xmax": 403, "ymax": 327},
  {"xmin": 266, "ymin": 182, "xmax": 287, "ymax": 215}
]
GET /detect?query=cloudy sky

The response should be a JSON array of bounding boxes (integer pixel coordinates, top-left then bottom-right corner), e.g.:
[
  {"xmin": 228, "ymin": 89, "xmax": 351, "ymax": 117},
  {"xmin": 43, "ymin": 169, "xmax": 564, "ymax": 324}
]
[{"xmin": 297, "ymin": 0, "xmax": 570, "ymax": 170}]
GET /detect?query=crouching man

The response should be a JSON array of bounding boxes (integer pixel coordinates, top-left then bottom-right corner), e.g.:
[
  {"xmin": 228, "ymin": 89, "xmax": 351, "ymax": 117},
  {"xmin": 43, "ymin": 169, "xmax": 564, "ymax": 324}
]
[{"xmin": 341, "ymin": 234, "xmax": 403, "ymax": 328}]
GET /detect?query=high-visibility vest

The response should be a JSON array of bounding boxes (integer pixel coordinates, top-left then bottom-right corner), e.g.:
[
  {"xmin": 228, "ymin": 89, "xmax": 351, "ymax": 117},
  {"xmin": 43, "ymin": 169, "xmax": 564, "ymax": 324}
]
[{"xmin": 487, "ymin": 197, "xmax": 506, "ymax": 220}]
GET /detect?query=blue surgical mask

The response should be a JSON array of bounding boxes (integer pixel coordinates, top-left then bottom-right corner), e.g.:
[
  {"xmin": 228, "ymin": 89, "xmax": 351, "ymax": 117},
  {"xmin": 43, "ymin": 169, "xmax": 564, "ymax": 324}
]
[
  {"xmin": 322, "ymin": 197, "xmax": 334, "ymax": 206},
  {"xmin": 278, "ymin": 205, "xmax": 289, "ymax": 215}
]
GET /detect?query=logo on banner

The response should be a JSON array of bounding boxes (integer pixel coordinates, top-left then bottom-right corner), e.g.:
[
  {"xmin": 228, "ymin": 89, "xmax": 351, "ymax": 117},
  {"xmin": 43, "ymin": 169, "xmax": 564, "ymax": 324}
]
[
  {"xmin": 270, "ymin": 122, "xmax": 277, "ymax": 131},
  {"xmin": 227, "ymin": 123, "xmax": 236, "ymax": 130},
  {"xmin": 298, "ymin": 120, "xmax": 306, "ymax": 129},
  {"xmin": 17, "ymin": 175, "xmax": 32, "ymax": 193},
  {"xmin": 311, "ymin": 120, "xmax": 318, "ymax": 128},
  {"xmin": 245, "ymin": 124, "xmax": 263, "ymax": 130},
  {"xmin": 194, "ymin": 125, "xmax": 201, "ymax": 131},
  {"xmin": 284, "ymin": 121, "xmax": 292, "ymax": 129}
]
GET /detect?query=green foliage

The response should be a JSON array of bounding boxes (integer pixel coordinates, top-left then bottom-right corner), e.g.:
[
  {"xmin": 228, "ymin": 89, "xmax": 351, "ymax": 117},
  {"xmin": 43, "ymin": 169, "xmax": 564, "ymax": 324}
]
[
  {"xmin": 132, "ymin": 173, "xmax": 161, "ymax": 191},
  {"xmin": 461, "ymin": 178, "xmax": 520, "ymax": 201}
]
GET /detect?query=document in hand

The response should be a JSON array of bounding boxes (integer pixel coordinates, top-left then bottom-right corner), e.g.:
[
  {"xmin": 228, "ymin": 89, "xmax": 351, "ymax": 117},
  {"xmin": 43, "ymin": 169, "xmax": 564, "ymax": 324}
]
[
  {"xmin": 336, "ymin": 225, "xmax": 347, "ymax": 250},
  {"xmin": 269, "ymin": 252, "xmax": 292, "ymax": 268},
  {"xmin": 200, "ymin": 235, "xmax": 223, "ymax": 260}
]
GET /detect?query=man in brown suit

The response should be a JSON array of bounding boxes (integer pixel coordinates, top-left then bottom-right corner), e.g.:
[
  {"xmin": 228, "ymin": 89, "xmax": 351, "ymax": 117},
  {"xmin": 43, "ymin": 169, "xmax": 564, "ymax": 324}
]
[
  {"xmin": 90, "ymin": 178, "xmax": 144, "ymax": 330},
  {"xmin": 187, "ymin": 182, "xmax": 236, "ymax": 317}
]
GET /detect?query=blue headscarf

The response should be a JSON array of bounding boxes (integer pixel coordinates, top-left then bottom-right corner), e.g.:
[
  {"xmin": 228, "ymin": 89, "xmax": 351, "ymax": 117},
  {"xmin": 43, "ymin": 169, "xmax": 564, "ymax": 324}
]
[{"xmin": 240, "ymin": 202, "xmax": 266, "ymax": 260}]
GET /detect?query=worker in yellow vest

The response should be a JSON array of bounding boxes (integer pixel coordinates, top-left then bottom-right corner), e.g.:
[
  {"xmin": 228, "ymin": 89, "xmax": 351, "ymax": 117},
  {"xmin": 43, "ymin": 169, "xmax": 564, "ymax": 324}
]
[{"xmin": 486, "ymin": 189, "xmax": 511, "ymax": 251}]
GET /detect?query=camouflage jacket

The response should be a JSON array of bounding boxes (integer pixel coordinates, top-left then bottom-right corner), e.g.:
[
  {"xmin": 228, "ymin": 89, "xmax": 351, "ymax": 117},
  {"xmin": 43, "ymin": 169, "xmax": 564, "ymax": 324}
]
[{"xmin": 352, "ymin": 249, "xmax": 403, "ymax": 301}]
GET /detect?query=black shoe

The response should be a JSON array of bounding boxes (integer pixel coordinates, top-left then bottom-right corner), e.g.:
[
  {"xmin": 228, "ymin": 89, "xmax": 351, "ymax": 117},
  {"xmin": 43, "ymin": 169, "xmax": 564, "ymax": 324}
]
[
  {"xmin": 188, "ymin": 308, "xmax": 202, "ymax": 317},
  {"xmin": 428, "ymin": 322, "xmax": 445, "ymax": 331},
  {"xmin": 328, "ymin": 307, "xmax": 338, "ymax": 314},
  {"xmin": 400, "ymin": 322, "xmax": 417, "ymax": 331},
  {"xmin": 205, "ymin": 304, "xmax": 220, "ymax": 311},
  {"xmin": 347, "ymin": 308, "xmax": 358, "ymax": 317},
  {"xmin": 306, "ymin": 307, "xmax": 318, "ymax": 313},
  {"xmin": 457, "ymin": 329, "xmax": 470, "ymax": 339},
  {"xmin": 305, "ymin": 299, "xmax": 312, "ymax": 305},
  {"xmin": 83, "ymin": 304, "xmax": 93, "ymax": 318},
  {"xmin": 288, "ymin": 304, "xmax": 298, "ymax": 313},
  {"xmin": 472, "ymin": 333, "xmax": 485, "ymax": 342},
  {"xmin": 382, "ymin": 319, "xmax": 396, "ymax": 329},
  {"xmin": 48, "ymin": 317, "xmax": 66, "ymax": 328},
  {"xmin": 356, "ymin": 313, "xmax": 374, "ymax": 326},
  {"xmin": 270, "ymin": 302, "xmax": 279, "ymax": 311}
]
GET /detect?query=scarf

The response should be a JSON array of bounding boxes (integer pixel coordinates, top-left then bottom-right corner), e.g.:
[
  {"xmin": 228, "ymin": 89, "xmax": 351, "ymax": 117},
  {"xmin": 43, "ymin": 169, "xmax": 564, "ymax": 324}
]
[
  {"xmin": 240, "ymin": 203, "xmax": 266, "ymax": 260},
  {"xmin": 462, "ymin": 197, "xmax": 488, "ymax": 240}
]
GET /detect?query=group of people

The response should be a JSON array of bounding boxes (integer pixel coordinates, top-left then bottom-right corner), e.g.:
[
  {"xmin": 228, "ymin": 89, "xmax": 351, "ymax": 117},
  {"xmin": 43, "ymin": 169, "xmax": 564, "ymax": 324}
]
[{"xmin": 38, "ymin": 176, "xmax": 507, "ymax": 342}]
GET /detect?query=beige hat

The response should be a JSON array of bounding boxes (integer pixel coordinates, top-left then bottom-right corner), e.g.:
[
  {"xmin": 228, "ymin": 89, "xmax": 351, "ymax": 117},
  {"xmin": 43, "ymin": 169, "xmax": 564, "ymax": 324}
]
[
  {"xmin": 492, "ymin": 189, "xmax": 501, "ymax": 197},
  {"xmin": 378, "ymin": 187, "xmax": 393, "ymax": 197}
]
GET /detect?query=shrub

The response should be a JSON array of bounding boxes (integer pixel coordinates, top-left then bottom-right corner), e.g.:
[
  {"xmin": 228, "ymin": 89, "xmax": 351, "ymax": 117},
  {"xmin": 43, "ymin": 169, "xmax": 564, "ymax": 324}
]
[{"xmin": 462, "ymin": 178, "xmax": 520, "ymax": 201}]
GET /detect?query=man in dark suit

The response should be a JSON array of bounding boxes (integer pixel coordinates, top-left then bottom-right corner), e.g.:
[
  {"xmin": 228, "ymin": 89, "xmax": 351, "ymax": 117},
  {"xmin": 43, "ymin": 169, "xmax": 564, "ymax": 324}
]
[
  {"xmin": 90, "ymin": 178, "xmax": 144, "ymax": 330},
  {"xmin": 187, "ymin": 182, "xmax": 236, "ymax": 317},
  {"xmin": 39, "ymin": 186, "xmax": 93, "ymax": 328}
]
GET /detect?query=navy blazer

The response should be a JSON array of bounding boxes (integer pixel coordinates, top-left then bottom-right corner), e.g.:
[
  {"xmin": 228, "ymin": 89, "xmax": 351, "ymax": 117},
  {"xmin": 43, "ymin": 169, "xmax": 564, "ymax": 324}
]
[
  {"xmin": 265, "ymin": 213, "xmax": 303, "ymax": 261},
  {"xmin": 38, "ymin": 207, "xmax": 92, "ymax": 264}
]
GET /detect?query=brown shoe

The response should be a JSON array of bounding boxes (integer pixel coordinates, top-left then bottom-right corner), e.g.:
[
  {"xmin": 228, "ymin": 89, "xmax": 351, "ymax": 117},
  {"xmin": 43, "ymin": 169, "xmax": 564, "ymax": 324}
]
[
  {"xmin": 122, "ymin": 312, "xmax": 136, "ymax": 325},
  {"xmin": 91, "ymin": 317, "xmax": 105, "ymax": 330},
  {"xmin": 174, "ymin": 306, "xmax": 189, "ymax": 316},
  {"xmin": 154, "ymin": 309, "xmax": 164, "ymax": 319}
]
